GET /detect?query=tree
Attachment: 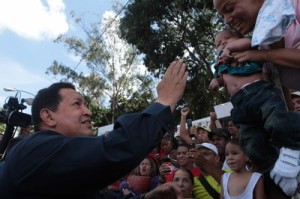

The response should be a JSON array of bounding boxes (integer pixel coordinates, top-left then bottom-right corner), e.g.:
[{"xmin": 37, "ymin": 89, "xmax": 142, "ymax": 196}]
[
  {"xmin": 120, "ymin": 0, "xmax": 229, "ymax": 121},
  {"xmin": 46, "ymin": 10, "xmax": 156, "ymax": 129}
]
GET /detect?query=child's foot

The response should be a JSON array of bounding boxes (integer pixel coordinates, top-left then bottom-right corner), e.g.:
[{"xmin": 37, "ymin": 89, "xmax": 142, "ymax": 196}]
[
  {"xmin": 270, "ymin": 147, "xmax": 300, "ymax": 196},
  {"xmin": 270, "ymin": 170, "xmax": 297, "ymax": 196},
  {"xmin": 273, "ymin": 147, "xmax": 300, "ymax": 178}
]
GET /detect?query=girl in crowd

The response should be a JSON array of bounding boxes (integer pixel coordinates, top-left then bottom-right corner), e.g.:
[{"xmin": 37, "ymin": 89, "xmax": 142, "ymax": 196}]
[
  {"xmin": 221, "ymin": 139, "xmax": 265, "ymax": 199},
  {"xmin": 156, "ymin": 134, "xmax": 178, "ymax": 167}
]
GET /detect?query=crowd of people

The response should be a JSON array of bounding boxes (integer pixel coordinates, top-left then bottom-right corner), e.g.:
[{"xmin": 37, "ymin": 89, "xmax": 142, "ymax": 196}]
[{"xmin": 0, "ymin": 0, "xmax": 300, "ymax": 198}]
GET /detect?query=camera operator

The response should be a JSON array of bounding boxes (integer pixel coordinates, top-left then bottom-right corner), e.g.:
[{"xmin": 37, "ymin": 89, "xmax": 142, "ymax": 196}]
[
  {"xmin": 0, "ymin": 60, "xmax": 188, "ymax": 198},
  {"xmin": 0, "ymin": 96, "xmax": 32, "ymax": 160},
  {"xmin": 0, "ymin": 126, "xmax": 32, "ymax": 161}
]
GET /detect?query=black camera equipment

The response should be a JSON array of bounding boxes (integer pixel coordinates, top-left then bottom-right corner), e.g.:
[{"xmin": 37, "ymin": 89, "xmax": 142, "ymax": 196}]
[{"xmin": 0, "ymin": 96, "xmax": 32, "ymax": 154}]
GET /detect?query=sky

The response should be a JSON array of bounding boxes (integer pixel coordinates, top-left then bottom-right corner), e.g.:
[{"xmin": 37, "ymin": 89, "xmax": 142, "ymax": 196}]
[{"xmin": 0, "ymin": 0, "xmax": 125, "ymax": 114}]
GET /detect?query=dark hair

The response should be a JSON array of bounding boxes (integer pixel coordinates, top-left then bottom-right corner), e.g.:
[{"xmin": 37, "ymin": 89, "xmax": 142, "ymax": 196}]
[
  {"xmin": 177, "ymin": 142, "xmax": 194, "ymax": 150},
  {"xmin": 31, "ymin": 82, "xmax": 75, "ymax": 131},
  {"xmin": 216, "ymin": 28, "xmax": 243, "ymax": 39},
  {"xmin": 162, "ymin": 134, "xmax": 178, "ymax": 149},
  {"xmin": 209, "ymin": 128, "xmax": 230, "ymax": 140},
  {"xmin": 226, "ymin": 138, "xmax": 244, "ymax": 152},
  {"xmin": 172, "ymin": 168, "xmax": 194, "ymax": 185}
]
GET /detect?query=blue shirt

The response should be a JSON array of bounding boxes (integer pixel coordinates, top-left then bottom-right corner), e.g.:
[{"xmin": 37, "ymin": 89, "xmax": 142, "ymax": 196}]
[{"xmin": 0, "ymin": 103, "xmax": 174, "ymax": 199}]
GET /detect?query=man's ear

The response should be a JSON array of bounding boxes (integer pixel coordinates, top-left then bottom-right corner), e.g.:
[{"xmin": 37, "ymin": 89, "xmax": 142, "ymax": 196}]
[
  {"xmin": 40, "ymin": 108, "xmax": 56, "ymax": 127},
  {"xmin": 215, "ymin": 154, "xmax": 220, "ymax": 163}
]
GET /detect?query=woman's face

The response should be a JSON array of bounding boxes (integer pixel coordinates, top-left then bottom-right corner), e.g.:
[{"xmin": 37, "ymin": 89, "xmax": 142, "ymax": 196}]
[
  {"xmin": 173, "ymin": 169, "xmax": 194, "ymax": 198},
  {"xmin": 139, "ymin": 158, "xmax": 152, "ymax": 176},
  {"xmin": 213, "ymin": 0, "xmax": 264, "ymax": 34}
]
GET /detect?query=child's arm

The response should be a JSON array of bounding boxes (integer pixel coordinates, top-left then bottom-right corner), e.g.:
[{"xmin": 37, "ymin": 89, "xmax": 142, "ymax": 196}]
[
  {"xmin": 221, "ymin": 38, "xmax": 252, "ymax": 63},
  {"xmin": 220, "ymin": 174, "xmax": 225, "ymax": 199},
  {"xmin": 226, "ymin": 38, "xmax": 252, "ymax": 53},
  {"xmin": 209, "ymin": 77, "xmax": 225, "ymax": 91},
  {"xmin": 254, "ymin": 176, "xmax": 266, "ymax": 199}
]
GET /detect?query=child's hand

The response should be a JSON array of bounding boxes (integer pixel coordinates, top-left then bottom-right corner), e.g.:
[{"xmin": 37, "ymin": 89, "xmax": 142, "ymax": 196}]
[
  {"xmin": 209, "ymin": 79, "xmax": 219, "ymax": 91},
  {"xmin": 220, "ymin": 48, "xmax": 233, "ymax": 63}
]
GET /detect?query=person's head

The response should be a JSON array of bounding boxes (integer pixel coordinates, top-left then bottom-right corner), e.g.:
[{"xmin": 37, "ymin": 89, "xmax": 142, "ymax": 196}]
[
  {"xmin": 291, "ymin": 91, "xmax": 300, "ymax": 111},
  {"xmin": 208, "ymin": 128, "xmax": 230, "ymax": 157},
  {"xmin": 195, "ymin": 125, "xmax": 210, "ymax": 143},
  {"xmin": 215, "ymin": 29, "xmax": 242, "ymax": 53},
  {"xmin": 213, "ymin": 0, "xmax": 264, "ymax": 35},
  {"xmin": 160, "ymin": 135, "xmax": 177, "ymax": 155},
  {"xmin": 227, "ymin": 120, "xmax": 239, "ymax": 138},
  {"xmin": 176, "ymin": 144, "xmax": 193, "ymax": 169},
  {"xmin": 225, "ymin": 138, "xmax": 249, "ymax": 172},
  {"xmin": 31, "ymin": 82, "xmax": 92, "ymax": 136},
  {"xmin": 195, "ymin": 142, "xmax": 220, "ymax": 168},
  {"xmin": 172, "ymin": 168, "xmax": 194, "ymax": 198},
  {"xmin": 137, "ymin": 156, "xmax": 158, "ymax": 177}
]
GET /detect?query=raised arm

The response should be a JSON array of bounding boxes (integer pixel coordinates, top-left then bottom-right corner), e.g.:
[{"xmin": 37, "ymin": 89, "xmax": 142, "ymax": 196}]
[{"xmin": 179, "ymin": 107, "xmax": 193, "ymax": 143}]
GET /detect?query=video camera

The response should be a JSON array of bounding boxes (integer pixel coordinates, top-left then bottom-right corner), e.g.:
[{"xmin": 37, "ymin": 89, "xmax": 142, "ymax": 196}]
[{"xmin": 0, "ymin": 96, "xmax": 32, "ymax": 128}]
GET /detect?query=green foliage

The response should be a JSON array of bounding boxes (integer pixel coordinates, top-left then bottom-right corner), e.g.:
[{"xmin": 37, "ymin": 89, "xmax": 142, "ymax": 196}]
[
  {"xmin": 47, "ymin": 11, "xmax": 155, "ymax": 128},
  {"xmin": 0, "ymin": 123, "xmax": 5, "ymax": 134},
  {"xmin": 120, "ymin": 0, "xmax": 229, "ymax": 119}
]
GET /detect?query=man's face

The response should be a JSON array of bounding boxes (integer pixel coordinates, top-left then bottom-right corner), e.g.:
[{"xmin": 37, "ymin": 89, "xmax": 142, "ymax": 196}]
[
  {"xmin": 211, "ymin": 135, "xmax": 227, "ymax": 156},
  {"xmin": 195, "ymin": 129, "xmax": 209, "ymax": 143},
  {"xmin": 197, "ymin": 148, "xmax": 219, "ymax": 167},
  {"xmin": 292, "ymin": 97, "xmax": 300, "ymax": 111},
  {"xmin": 213, "ymin": 0, "xmax": 263, "ymax": 34},
  {"xmin": 51, "ymin": 88, "xmax": 93, "ymax": 136},
  {"xmin": 176, "ymin": 146, "xmax": 190, "ymax": 167},
  {"xmin": 227, "ymin": 121, "xmax": 239, "ymax": 137}
]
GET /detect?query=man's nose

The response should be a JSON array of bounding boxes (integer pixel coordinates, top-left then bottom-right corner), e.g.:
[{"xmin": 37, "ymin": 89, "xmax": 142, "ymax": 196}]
[{"xmin": 83, "ymin": 105, "xmax": 92, "ymax": 116}]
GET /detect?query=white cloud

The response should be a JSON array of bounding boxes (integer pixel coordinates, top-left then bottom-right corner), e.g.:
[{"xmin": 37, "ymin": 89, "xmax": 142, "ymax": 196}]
[
  {"xmin": 0, "ymin": 57, "xmax": 47, "ymax": 85},
  {"xmin": 0, "ymin": 0, "xmax": 69, "ymax": 40},
  {"xmin": 0, "ymin": 56, "xmax": 50, "ymax": 111}
]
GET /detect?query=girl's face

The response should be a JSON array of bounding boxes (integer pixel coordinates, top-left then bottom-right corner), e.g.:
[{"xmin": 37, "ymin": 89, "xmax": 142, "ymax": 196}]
[
  {"xmin": 173, "ymin": 170, "xmax": 194, "ymax": 198},
  {"xmin": 139, "ymin": 158, "xmax": 152, "ymax": 176},
  {"xmin": 225, "ymin": 142, "xmax": 248, "ymax": 172},
  {"xmin": 161, "ymin": 139, "xmax": 173, "ymax": 154}
]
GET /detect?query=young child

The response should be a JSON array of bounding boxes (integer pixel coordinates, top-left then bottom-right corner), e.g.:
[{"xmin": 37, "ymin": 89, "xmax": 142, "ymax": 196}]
[
  {"xmin": 209, "ymin": 29, "xmax": 264, "ymax": 96},
  {"xmin": 209, "ymin": 29, "xmax": 300, "ymax": 196},
  {"xmin": 221, "ymin": 139, "xmax": 265, "ymax": 199}
]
